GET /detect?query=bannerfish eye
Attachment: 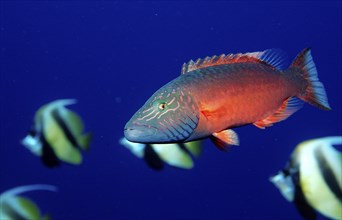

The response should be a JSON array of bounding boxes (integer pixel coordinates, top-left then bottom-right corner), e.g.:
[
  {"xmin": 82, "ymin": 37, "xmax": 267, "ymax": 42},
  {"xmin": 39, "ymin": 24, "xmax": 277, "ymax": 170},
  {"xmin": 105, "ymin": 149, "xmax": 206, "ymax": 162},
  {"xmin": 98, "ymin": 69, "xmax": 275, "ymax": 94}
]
[
  {"xmin": 28, "ymin": 129, "xmax": 37, "ymax": 136},
  {"xmin": 159, "ymin": 103, "xmax": 167, "ymax": 110}
]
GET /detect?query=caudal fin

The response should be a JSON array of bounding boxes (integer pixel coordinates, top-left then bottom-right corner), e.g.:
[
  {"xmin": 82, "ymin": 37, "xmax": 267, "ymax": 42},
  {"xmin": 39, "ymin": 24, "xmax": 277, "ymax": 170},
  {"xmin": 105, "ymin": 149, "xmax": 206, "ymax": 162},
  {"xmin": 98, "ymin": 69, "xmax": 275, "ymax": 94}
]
[
  {"xmin": 79, "ymin": 133, "xmax": 92, "ymax": 151},
  {"xmin": 290, "ymin": 48, "xmax": 331, "ymax": 110}
]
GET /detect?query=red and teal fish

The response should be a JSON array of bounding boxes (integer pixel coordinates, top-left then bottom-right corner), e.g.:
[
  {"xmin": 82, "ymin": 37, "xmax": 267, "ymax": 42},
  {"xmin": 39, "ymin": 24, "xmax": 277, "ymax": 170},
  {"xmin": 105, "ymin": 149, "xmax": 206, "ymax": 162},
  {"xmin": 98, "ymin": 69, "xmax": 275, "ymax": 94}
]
[{"xmin": 124, "ymin": 48, "xmax": 330, "ymax": 150}]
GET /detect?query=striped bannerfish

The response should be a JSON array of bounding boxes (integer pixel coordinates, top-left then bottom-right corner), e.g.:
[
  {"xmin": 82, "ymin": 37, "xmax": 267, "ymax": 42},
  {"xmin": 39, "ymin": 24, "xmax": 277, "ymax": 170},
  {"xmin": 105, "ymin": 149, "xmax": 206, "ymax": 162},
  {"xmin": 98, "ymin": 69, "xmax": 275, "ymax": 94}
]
[
  {"xmin": 0, "ymin": 184, "xmax": 57, "ymax": 220},
  {"xmin": 270, "ymin": 136, "xmax": 342, "ymax": 220},
  {"xmin": 22, "ymin": 99, "xmax": 91, "ymax": 167},
  {"xmin": 124, "ymin": 48, "xmax": 330, "ymax": 150},
  {"xmin": 119, "ymin": 137, "xmax": 201, "ymax": 170}
]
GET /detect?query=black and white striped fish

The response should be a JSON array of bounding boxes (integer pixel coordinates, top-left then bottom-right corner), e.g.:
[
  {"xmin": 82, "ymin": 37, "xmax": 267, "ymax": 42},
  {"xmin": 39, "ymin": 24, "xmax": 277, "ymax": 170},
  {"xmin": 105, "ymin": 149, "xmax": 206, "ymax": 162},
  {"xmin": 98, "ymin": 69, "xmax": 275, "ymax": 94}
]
[
  {"xmin": 22, "ymin": 99, "xmax": 91, "ymax": 167},
  {"xmin": 119, "ymin": 137, "xmax": 201, "ymax": 170},
  {"xmin": 270, "ymin": 136, "xmax": 342, "ymax": 220},
  {"xmin": 0, "ymin": 184, "xmax": 57, "ymax": 220}
]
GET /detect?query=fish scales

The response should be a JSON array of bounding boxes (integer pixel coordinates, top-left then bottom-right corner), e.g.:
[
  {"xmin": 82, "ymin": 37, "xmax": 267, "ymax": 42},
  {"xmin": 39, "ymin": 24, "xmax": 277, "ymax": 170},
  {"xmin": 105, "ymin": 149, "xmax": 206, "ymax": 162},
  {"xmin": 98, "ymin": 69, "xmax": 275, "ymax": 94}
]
[
  {"xmin": 182, "ymin": 63, "xmax": 301, "ymax": 137},
  {"xmin": 125, "ymin": 48, "xmax": 330, "ymax": 150}
]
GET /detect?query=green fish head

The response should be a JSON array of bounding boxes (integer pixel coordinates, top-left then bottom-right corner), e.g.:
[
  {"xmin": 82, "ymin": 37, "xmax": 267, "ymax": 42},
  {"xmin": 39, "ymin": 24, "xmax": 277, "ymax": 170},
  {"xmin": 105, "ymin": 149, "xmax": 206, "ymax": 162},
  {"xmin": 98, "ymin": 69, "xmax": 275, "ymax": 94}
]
[{"xmin": 124, "ymin": 82, "xmax": 199, "ymax": 143}]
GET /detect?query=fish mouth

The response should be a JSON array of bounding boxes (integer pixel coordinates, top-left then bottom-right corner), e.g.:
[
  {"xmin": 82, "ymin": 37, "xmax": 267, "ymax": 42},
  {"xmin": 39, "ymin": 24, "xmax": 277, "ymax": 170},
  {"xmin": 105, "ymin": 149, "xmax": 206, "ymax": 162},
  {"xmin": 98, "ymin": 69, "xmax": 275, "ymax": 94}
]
[{"xmin": 124, "ymin": 123, "xmax": 158, "ymax": 143}]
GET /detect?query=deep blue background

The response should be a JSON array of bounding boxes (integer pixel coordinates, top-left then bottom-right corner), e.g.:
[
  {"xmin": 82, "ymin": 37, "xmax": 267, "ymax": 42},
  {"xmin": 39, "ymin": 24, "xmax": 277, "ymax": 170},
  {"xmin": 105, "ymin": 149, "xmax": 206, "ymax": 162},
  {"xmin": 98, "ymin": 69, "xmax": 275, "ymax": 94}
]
[{"xmin": 1, "ymin": 1, "xmax": 341, "ymax": 220}]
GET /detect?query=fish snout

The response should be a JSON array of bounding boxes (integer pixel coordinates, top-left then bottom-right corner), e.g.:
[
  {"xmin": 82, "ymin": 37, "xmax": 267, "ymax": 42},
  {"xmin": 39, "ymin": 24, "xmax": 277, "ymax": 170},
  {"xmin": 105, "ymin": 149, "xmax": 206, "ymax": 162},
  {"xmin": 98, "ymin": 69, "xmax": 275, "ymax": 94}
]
[{"xmin": 124, "ymin": 122, "xmax": 158, "ymax": 143}]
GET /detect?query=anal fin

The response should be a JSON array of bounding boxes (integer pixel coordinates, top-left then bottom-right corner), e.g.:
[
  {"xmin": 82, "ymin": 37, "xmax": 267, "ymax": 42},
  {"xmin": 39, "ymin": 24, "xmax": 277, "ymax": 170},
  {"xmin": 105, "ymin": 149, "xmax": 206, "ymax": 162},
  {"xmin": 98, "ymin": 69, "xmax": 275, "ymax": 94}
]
[
  {"xmin": 253, "ymin": 97, "xmax": 304, "ymax": 129},
  {"xmin": 210, "ymin": 129, "xmax": 239, "ymax": 151}
]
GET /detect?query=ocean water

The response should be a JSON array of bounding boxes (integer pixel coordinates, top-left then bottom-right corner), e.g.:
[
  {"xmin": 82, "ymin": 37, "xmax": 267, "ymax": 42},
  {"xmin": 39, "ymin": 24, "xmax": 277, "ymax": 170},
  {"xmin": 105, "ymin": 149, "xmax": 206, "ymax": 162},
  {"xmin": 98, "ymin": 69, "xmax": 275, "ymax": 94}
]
[{"xmin": 1, "ymin": 1, "xmax": 341, "ymax": 220}]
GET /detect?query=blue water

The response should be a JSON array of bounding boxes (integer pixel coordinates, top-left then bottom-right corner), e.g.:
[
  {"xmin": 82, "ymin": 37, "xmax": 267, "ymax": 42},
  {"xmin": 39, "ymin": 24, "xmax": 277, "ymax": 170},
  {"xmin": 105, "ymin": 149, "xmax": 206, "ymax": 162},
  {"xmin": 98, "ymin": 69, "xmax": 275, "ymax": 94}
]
[{"xmin": 1, "ymin": 2, "xmax": 341, "ymax": 220}]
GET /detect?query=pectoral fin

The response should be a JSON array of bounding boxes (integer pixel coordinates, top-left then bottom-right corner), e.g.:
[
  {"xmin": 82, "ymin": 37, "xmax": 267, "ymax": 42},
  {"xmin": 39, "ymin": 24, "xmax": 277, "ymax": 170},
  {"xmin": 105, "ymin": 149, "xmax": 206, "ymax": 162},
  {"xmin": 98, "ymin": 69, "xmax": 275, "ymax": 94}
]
[
  {"xmin": 199, "ymin": 102, "xmax": 220, "ymax": 120},
  {"xmin": 210, "ymin": 129, "xmax": 239, "ymax": 151}
]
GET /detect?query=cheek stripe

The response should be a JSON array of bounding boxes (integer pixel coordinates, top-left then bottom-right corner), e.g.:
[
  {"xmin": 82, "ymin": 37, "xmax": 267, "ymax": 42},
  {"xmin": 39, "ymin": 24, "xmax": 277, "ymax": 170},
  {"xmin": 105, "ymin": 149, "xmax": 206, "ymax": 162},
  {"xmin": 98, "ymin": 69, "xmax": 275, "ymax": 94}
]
[
  {"xmin": 137, "ymin": 109, "xmax": 155, "ymax": 120},
  {"xmin": 146, "ymin": 112, "xmax": 160, "ymax": 121},
  {"xmin": 167, "ymin": 97, "xmax": 176, "ymax": 105},
  {"xmin": 142, "ymin": 106, "xmax": 154, "ymax": 114}
]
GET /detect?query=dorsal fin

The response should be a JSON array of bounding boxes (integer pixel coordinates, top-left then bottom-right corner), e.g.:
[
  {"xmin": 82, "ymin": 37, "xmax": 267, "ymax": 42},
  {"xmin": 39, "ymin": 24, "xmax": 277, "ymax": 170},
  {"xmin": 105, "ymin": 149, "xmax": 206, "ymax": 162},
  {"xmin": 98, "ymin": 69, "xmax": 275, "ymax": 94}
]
[{"xmin": 181, "ymin": 49, "xmax": 287, "ymax": 74}]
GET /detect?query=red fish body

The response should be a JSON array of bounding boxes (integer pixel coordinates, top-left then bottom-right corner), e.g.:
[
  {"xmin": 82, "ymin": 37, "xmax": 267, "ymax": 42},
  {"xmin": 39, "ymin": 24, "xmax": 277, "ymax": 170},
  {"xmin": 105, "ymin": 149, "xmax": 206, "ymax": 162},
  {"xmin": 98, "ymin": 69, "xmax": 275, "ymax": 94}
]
[
  {"xmin": 186, "ymin": 63, "xmax": 305, "ymax": 139},
  {"xmin": 124, "ymin": 48, "xmax": 330, "ymax": 150}
]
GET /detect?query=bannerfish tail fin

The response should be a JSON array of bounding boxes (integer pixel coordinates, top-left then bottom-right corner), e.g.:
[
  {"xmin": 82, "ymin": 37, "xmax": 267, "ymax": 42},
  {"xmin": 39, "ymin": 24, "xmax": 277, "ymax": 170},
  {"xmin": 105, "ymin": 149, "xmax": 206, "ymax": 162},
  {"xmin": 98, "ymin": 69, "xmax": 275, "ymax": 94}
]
[
  {"xmin": 210, "ymin": 129, "xmax": 239, "ymax": 151},
  {"xmin": 253, "ymin": 97, "xmax": 304, "ymax": 129},
  {"xmin": 78, "ymin": 133, "xmax": 92, "ymax": 151},
  {"xmin": 41, "ymin": 214, "xmax": 52, "ymax": 220},
  {"xmin": 290, "ymin": 48, "xmax": 331, "ymax": 110},
  {"xmin": 62, "ymin": 109, "xmax": 91, "ymax": 151}
]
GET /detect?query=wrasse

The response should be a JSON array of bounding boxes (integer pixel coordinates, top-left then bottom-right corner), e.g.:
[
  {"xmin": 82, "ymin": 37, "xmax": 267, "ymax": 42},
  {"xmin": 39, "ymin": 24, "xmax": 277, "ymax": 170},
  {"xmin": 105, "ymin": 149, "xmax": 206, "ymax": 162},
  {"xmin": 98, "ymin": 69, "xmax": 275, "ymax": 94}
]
[
  {"xmin": 124, "ymin": 48, "xmax": 330, "ymax": 150},
  {"xmin": 22, "ymin": 99, "xmax": 92, "ymax": 167},
  {"xmin": 270, "ymin": 136, "xmax": 342, "ymax": 220}
]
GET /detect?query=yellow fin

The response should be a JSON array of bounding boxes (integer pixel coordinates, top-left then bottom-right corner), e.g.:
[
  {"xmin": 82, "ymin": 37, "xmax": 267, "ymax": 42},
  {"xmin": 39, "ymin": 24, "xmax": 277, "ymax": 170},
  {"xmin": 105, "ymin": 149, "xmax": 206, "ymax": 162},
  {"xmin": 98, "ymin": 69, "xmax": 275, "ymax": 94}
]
[
  {"xmin": 78, "ymin": 133, "xmax": 92, "ymax": 151},
  {"xmin": 184, "ymin": 140, "xmax": 202, "ymax": 158},
  {"xmin": 41, "ymin": 214, "xmax": 52, "ymax": 220},
  {"xmin": 152, "ymin": 143, "xmax": 194, "ymax": 169},
  {"xmin": 63, "ymin": 110, "xmax": 84, "ymax": 135}
]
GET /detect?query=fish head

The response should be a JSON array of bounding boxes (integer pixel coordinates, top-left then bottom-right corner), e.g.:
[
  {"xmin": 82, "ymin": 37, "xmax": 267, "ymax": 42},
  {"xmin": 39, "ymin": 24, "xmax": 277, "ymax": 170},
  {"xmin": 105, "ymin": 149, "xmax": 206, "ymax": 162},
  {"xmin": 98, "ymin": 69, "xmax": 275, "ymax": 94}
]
[
  {"xmin": 21, "ymin": 130, "xmax": 43, "ymax": 156},
  {"xmin": 269, "ymin": 170, "xmax": 296, "ymax": 202},
  {"xmin": 124, "ymin": 83, "xmax": 199, "ymax": 143}
]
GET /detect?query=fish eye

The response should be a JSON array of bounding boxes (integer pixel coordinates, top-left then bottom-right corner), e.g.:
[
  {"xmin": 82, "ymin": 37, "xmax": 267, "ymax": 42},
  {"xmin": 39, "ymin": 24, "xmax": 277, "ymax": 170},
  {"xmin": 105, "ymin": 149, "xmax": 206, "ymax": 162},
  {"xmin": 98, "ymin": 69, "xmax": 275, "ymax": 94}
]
[
  {"xmin": 28, "ymin": 129, "xmax": 37, "ymax": 136},
  {"xmin": 158, "ymin": 102, "xmax": 167, "ymax": 110}
]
